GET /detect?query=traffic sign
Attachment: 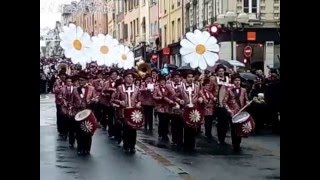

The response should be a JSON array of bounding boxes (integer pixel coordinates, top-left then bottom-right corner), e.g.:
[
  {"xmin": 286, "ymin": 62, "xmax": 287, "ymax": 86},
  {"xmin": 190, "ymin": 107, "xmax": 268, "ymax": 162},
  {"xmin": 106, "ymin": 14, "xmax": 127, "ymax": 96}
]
[{"xmin": 244, "ymin": 46, "xmax": 252, "ymax": 58}]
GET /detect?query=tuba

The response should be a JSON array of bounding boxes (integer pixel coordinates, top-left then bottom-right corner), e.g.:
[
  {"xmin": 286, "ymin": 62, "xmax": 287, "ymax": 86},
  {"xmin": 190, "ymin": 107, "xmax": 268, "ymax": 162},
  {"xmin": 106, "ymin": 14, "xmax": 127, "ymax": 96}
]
[
  {"xmin": 58, "ymin": 63, "xmax": 71, "ymax": 75},
  {"xmin": 136, "ymin": 60, "xmax": 151, "ymax": 78}
]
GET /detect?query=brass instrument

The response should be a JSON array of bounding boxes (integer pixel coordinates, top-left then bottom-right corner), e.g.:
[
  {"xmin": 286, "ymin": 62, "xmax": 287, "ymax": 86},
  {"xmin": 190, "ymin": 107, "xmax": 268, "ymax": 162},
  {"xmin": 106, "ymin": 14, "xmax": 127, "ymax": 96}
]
[
  {"xmin": 57, "ymin": 63, "xmax": 71, "ymax": 75},
  {"xmin": 136, "ymin": 60, "xmax": 151, "ymax": 78}
]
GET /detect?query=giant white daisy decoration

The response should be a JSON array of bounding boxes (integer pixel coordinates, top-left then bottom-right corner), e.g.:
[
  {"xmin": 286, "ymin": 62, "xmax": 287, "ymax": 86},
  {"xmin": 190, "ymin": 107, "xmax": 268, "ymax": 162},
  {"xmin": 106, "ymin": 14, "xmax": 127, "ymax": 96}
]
[
  {"xmin": 131, "ymin": 110, "xmax": 143, "ymax": 123},
  {"xmin": 180, "ymin": 29, "xmax": 220, "ymax": 70},
  {"xmin": 89, "ymin": 34, "xmax": 119, "ymax": 66},
  {"xmin": 189, "ymin": 109, "xmax": 201, "ymax": 123},
  {"xmin": 115, "ymin": 45, "xmax": 135, "ymax": 70},
  {"xmin": 59, "ymin": 23, "xmax": 92, "ymax": 67}
]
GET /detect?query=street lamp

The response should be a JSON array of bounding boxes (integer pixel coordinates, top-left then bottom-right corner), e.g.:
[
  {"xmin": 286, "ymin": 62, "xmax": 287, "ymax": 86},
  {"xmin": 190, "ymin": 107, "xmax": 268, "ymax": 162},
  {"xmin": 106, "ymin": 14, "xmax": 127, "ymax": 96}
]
[{"xmin": 215, "ymin": 12, "xmax": 249, "ymax": 60}]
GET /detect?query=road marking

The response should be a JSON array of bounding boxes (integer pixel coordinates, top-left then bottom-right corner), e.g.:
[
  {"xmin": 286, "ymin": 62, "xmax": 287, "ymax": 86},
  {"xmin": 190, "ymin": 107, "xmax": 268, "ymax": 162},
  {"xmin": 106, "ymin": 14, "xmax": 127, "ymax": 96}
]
[{"xmin": 136, "ymin": 141, "xmax": 196, "ymax": 180}]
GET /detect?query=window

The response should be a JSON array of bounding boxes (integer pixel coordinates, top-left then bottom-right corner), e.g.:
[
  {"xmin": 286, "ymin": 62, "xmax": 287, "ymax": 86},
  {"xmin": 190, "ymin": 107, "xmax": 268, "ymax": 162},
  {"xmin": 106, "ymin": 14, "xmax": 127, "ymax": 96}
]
[
  {"xmin": 150, "ymin": 23, "xmax": 153, "ymax": 35},
  {"xmin": 274, "ymin": 6, "xmax": 279, "ymax": 10},
  {"xmin": 172, "ymin": 21, "xmax": 175, "ymax": 42},
  {"xmin": 261, "ymin": 6, "xmax": 265, "ymax": 10},
  {"xmin": 186, "ymin": 7, "xmax": 190, "ymax": 27},
  {"xmin": 164, "ymin": 25, "xmax": 167, "ymax": 47},
  {"xmin": 260, "ymin": 13, "xmax": 266, "ymax": 18},
  {"xmin": 154, "ymin": 22, "xmax": 157, "ymax": 35},
  {"xmin": 261, "ymin": 0, "xmax": 265, "ymax": 3},
  {"xmin": 142, "ymin": 17, "xmax": 146, "ymax": 34},
  {"xmin": 204, "ymin": 3, "xmax": 208, "ymax": 21},
  {"xmin": 136, "ymin": 18, "xmax": 139, "ymax": 35},
  {"xmin": 142, "ymin": 0, "xmax": 146, "ymax": 5},
  {"xmin": 192, "ymin": 3, "xmax": 197, "ymax": 26},
  {"xmin": 274, "ymin": 13, "xmax": 280, "ymax": 17},
  {"xmin": 274, "ymin": 0, "xmax": 279, "ymax": 3},
  {"xmin": 237, "ymin": 6, "xmax": 242, "ymax": 11},
  {"xmin": 125, "ymin": 0, "xmax": 127, "ymax": 12},
  {"xmin": 164, "ymin": 0, "xmax": 167, "ymax": 14},
  {"xmin": 244, "ymin": 0, "xmax": 249, "ymax": 13},
  {"xmin": 243, "ymin": 0, "xmax": 258, "ymax": 13},
  {"xmin": 130, "ymin": 22, "xmax": 133, "ymax": 38},
  {"xmin": 177, "ymin": 0, "xmax": 181, "ymax": 6},
  {"xmin": 237, "ymin": 0, "xmax": 242, "ymax": 3},
  {"xmin": 177, "ymin": 18, "xmax": 181, "ymax": 38}
]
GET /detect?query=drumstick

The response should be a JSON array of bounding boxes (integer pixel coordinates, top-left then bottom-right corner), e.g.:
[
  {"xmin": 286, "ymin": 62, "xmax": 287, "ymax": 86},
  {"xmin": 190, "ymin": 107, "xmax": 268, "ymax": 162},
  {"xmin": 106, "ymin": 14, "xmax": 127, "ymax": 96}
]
[{"xmin": 232, "ymin": 100, "xmax": 253, "ymax": 119}]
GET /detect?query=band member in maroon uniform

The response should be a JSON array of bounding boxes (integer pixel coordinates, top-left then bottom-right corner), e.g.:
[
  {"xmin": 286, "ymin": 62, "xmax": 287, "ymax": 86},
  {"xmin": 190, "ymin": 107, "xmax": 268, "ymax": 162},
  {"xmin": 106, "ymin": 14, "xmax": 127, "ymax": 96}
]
[
  {"xmin": 175, "ymin": 69, "xmax": 200, "ymax": 151},
  {"xmin": 199, "ymin": 78, "xmax": 216, "ymax": 139},
  {"xmin": 53, "ymin": 72, "xmax": 67, "ymax": 136},
  {"xmin": 112, "ymin": 69, "xmax": 142, "ymax": 153},
  {"xmin": 151, "ymin": 68, "xmax": 158, "ymax": 84},
  {"xmin": 153, "ymin": 75, "xmax": 176, "ymax": 141},
  {"xmin": 169, "ymin": 71, "xmax": 184, "ymax": 146},
  {"xmin": 112, "ymin": 78, "xmax": 124, "ymax": 144},
  {"xmin": 214, "ymin": 64, "xmax": 232, "ymax": 145},
  {"xmin": 140, "ymin": 74, "xmax": 155, "ymax": 133},
  {"xmin": 92, "ymin": 70, "xmax": 104, "ymax": 123},
  {"xmin": 101, "ymin": 69, "xmax": 118, "ymax": 135},
  {"xmin": 61, "ymin": 76, "xmax": 77, "ymax": 147},
  {"xmin": 223, "ymin": 74, "xmax": 249, "ymax": 152},
  {"xmin": 71, "ymin": 71, "xmax": 98, "ymax": 155}
]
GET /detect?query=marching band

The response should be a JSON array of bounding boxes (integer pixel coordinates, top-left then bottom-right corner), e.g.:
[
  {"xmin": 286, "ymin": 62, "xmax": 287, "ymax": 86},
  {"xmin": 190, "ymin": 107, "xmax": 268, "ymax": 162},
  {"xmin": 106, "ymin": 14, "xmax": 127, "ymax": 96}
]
[{"xmin": 48, "ymin": 60, "xmax": 261, "ymax": 156}]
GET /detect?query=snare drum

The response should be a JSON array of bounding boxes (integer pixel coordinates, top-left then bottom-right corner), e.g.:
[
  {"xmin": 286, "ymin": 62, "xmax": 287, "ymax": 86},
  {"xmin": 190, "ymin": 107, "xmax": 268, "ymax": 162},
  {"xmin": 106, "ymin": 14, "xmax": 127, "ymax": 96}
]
[
  {"xmin": 75, "ymin": 109, "xmax": 97, "ymax": 135},
  {"xmin": 124, "ymin": 108, "xmax": 144, "ymax": 129},
  {"xmin": 232, "ymin": 111, "xmax": 255, "ymax": 137}
]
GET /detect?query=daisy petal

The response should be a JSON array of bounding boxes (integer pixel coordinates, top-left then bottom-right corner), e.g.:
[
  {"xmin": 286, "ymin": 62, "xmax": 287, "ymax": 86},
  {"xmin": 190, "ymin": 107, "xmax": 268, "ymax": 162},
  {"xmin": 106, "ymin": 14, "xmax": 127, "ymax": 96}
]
[
  {"xmin": 206, "ymin": 43, "xmax": 220, "ymax": 52},
  {"xmin": 202, "ymin": 31, "xmax": 211, "ymax": 43},
  {"xmin": 186, "ymin": 32, "xmax": 198, "ymax": 45},
  {"xmin": 206, "ymin": 36, "xmax": 218, "ymax": 47},
  {"xmin": 198, "ymin": 55, "xmax": 208, "ymax": 70},
  {"xmin": 182, "ymin": 52, "xmax": 197, "ymax": 63},
  {"xmin": 180, "ymin": 39, "xmax": 194, "ymax": 49},
  {"xmin": 76, "ymin": 26, "xmax": 84, "ymax": 39},
  {"xmin": 180, "ymin": 47, "xmax": 194, "ymax": 56},
  {"xmin": 194, "ymin": 30, "xmax": 203, "ymax": 43},
  {"xmin": 203, "ymin": 51, "xmax": 219, "ymax": 66},
  {"xmin": 189, "ymin": 57, "xmax": 199, "ymax": 69}
]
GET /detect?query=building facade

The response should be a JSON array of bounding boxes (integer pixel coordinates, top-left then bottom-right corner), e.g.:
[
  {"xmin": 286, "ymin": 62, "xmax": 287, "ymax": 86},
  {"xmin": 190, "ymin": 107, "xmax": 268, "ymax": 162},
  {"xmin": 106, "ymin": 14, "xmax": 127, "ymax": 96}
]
[
  {"xmin": 158, "ymin": 0, "xmax": 184, "ymax": 67},
  {"xmin": 68, "ymin": 0, "xmax": 108, "ymax": 36},
  {"xmin": 183, "ymin": 0, "xmax": 280, "ymax": 74}
]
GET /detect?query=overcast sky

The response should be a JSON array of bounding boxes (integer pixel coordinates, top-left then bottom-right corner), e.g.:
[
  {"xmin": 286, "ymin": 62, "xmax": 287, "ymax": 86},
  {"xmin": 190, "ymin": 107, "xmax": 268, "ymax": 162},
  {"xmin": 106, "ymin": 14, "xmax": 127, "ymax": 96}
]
[{"xmin": 40, "ymin": 0, "xmax": 77, "ymax": 29}]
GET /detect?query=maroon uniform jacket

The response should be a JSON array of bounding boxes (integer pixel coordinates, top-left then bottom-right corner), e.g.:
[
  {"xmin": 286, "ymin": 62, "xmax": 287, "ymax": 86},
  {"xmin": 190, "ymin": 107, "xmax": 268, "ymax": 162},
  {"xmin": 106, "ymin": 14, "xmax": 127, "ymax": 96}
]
[
  {"xmin": 175, "ymin": 83, "xmax": 200, "ymax": 109},
  {"xmin": 70, "ymin": 85, "xmax": 96, "ymax": 113},
  {"xmin": 92, "ymin": 79, "xmax": 104, "ymax": 96},
  {"xmin": 139, "ymin": 82, "xmax": 155, "ymax": 106},
  {"xmin": 153, "ymin": 84, "xmax": 176, "ymax": 113},
  {"xmin": 53, "ymin": 81, "xmax": 65, "ymax": 106},
  {"xmin": 169, "ymin": 81, "xmax": 183, "ymax": 114},
  {"xmin": 199, "ymin": 89, "xmax": 216, "ymax": 116},
  {"xmin": 112, "ymin": 84, "xmax": 141, "ymax": 119},
  {"xmin": 223, "ymin": 87, "xmax": 249, "ymax": 116},
  {"xmin": 100, "ymin": 79, "xmax": 117, "ymax": 106}
]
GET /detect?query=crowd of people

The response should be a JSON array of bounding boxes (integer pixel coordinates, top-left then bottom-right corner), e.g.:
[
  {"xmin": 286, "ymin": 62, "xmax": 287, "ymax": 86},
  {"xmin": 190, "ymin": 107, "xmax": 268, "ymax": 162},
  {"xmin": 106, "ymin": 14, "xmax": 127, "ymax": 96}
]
[{"xmin": 41, "ymin": 57, "xmax": 280, "ymax": 156}]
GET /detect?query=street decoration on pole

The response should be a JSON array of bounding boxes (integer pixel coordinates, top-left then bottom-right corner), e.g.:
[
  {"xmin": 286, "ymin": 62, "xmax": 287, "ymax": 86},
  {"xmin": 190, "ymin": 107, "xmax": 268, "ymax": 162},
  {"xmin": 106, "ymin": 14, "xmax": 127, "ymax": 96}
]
[
  {"xmin": 179, "ymin": 29, "xmax": 220, "ymax": 70},
  {"xmin": 59, "ymin": 23, "xmax": 135, "ymax": 70}
]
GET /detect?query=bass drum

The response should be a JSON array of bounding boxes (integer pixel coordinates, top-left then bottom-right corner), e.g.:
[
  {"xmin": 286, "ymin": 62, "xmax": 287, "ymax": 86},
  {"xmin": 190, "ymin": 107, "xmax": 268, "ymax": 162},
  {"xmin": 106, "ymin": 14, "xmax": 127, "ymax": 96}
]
[
  {"xmin": 124, "ymin": 108, "xmax": 144, "ymax": 129},
  {"xmin": 232, "ymin": 111, "xmax": 255, "ymax": 137},
  {"xmin": 183, "ymin": 106, "xmax": 204, "ymax": 128},
  {"xmin": 75, "ymin": 109, "xmax": 97, "ymax": 135}
]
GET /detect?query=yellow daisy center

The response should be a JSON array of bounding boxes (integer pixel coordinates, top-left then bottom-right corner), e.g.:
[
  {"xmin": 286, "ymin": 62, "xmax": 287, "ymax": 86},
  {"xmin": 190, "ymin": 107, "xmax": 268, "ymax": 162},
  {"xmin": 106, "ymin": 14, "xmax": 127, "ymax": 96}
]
[
  {"xmin": 100, "ymin": 45, "xmax": 109, "ymax": 54},
  {"xmin": 121, "ymin": 54, "xmax": 127, "ymax": 60},
  {"xmin": 73, "ymin": 39, "xmax": 82, "ymax": 50},
  {"xmin": 195, "ymin": 44, "xmax": 206, "ymax": 55}
]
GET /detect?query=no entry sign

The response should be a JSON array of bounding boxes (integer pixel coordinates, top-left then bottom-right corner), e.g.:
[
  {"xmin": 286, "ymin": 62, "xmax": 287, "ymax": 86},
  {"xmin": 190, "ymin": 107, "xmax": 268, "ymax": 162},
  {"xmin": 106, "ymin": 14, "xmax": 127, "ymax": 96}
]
[{"xmin": 244, "ymin": 46, "xmax": 252, "ymax": 58}]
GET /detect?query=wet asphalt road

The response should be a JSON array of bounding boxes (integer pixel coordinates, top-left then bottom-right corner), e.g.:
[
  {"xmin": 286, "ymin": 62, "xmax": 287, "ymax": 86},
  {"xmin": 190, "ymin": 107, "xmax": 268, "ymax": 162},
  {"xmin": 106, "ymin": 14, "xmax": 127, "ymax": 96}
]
[{"xmin": 40, "ymin": 94, "xmax": 280, "ymax": 180}]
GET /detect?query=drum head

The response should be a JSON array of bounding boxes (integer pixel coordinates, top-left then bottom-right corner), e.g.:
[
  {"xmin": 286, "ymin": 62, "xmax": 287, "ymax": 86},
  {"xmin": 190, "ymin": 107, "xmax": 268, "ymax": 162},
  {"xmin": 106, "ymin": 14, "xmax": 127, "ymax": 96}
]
[
  {"xmin": 232, "ymin": 111, "xmax": 250, "ymax": 123},
  {"xmin": 75, "ymin": 109, "xmax": 92, "ymax": 121}
]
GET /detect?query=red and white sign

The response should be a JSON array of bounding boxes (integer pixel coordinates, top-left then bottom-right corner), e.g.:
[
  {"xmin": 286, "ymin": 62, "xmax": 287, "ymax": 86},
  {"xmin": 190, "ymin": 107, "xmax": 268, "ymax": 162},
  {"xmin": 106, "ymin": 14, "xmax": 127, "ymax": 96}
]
[
  {"xmin": 163, "ymin": 47, "xmax": 170, "ymax": 55},
  {"xmin": 244, "ymin": 46, "xmax": 252, "ymax": 58}
]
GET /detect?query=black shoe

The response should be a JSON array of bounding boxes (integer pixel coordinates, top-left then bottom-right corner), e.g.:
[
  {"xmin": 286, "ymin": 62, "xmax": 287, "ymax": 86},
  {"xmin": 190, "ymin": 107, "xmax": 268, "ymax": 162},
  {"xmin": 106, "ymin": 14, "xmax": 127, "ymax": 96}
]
[
  {"xmin": 117, "ymin": 139, "xmax": 122, "ymax": 144},
  {"xmin": 233, "ymin": 146, "xmax": 241, "ymax": 153},
  {"xmin": 124, "ymin": 148, "xmax": 130, "ymax": 153},
  {"xmin": 218, "ymin": 141, "xmax": 226, "ymax": 145},
  {"xmin": 129, "ymin": 148, "xmax": 136, "ymax": 153},
  {"xmin": 77, "ymin": 151, "xmax": 82, "ymax": 156},
  {"xmin": 69, "ymin": 144, "xmax": 74, "ymax": 149}
]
